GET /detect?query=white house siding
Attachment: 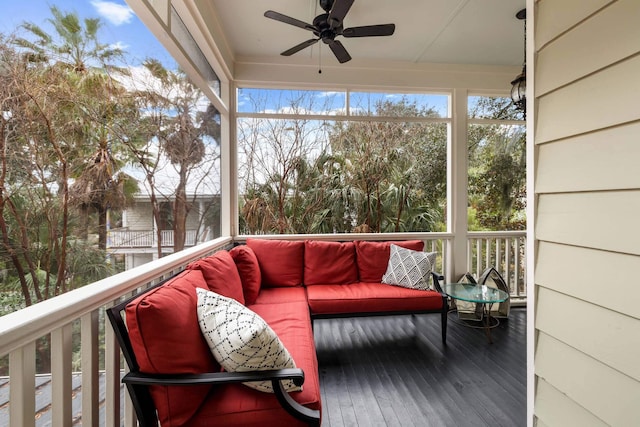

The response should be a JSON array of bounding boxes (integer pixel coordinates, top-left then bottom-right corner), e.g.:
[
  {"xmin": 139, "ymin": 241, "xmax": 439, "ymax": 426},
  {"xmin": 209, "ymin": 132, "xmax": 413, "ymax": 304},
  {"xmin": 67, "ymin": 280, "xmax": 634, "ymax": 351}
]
[
  {"xmin": 124, "ymin": 201, "xmax": 154, "ymax": 230},
  {"xmin": 534, "ymin": 0, "xmax": 640, "ymax": 425}
]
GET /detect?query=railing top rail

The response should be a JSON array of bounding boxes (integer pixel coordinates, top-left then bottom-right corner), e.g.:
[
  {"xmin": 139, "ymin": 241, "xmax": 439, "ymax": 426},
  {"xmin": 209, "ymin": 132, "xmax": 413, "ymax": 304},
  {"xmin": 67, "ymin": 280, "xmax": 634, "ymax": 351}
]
[
  {"xmin": 234, "ymin": 232, "xmax": 453, "ymax": 242},
  {"xmin": 0, "ymin": 237, "xmax": 232, "ymax": 357},
  {"xmin": 467, "ymin": 230, "xmax": 526, "ymax": 238}
]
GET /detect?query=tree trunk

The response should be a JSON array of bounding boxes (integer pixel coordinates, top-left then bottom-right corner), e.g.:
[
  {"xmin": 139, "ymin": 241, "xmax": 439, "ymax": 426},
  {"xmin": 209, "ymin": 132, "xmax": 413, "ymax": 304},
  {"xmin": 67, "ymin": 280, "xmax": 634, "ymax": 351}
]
[
  {"xmin": 173, "ymin": 171, "xmax": 188, "ymax": 252},
  {"xmin": 97, "ymin": 205, "xmax": 107, "ymax": 250}
]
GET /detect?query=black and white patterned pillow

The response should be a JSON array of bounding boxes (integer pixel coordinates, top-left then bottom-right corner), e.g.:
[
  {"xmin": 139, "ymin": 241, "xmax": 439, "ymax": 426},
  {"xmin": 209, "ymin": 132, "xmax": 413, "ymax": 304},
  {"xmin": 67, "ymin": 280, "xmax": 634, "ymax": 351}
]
[
  {"xmin": 382, "ymin": 244, "xmax": 437, "ymax": 291},
  {"xmin": 196, "ymin": 288, "xmax": 301, "ymax": 393}
]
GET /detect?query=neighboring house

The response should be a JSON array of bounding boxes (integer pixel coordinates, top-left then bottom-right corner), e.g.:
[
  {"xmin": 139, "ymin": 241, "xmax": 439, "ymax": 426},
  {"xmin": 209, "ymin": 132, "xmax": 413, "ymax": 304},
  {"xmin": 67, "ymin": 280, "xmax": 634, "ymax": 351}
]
[{"xmin": 107, "ymin": 193, "xmax": 221, "ymax": 269}]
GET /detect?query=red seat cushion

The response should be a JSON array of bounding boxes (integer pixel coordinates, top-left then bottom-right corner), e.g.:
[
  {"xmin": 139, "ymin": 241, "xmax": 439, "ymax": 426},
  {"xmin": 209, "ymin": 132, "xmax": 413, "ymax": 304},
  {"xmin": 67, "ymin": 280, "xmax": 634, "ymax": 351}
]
[
  {"xmin": 229, "ymin": 245, "xmax": 261, "ymax": 305},
  {"xmin": 355, "ymin": 240, "xmax": 424, "ymax": 283},
  {"xmin": 304, "ymin": 240, "xmax": 357, "ymax": 285},
  {"xmin": 250, "ymin": 286, "xmax": 308, "ymax": 305},
  {"xmin": 187, "ymin": 250, "xmax": 245, "ymax": 304},
  {"xmin": 186, "ymin": 301, "xmax": 321, "ymax": 426},
  {"xmin": 247, "ymin": 239, "xmax": 304, "ymax": 287},
  {"xmin": 125, "ymin": 269, "xmax": 220, "ymax": 427},
  {"xmin": 306, "ymin": 282, "xmax": 443, "ymax": 315}
]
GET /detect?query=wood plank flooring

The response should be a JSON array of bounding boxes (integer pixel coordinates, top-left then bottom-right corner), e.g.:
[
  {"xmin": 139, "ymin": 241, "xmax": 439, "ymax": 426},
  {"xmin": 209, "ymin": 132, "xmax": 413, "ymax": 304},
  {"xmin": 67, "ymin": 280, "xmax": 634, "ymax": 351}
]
[{"xmin": 314, "ymin": 308, "xmax": 526, "ymax": 427}]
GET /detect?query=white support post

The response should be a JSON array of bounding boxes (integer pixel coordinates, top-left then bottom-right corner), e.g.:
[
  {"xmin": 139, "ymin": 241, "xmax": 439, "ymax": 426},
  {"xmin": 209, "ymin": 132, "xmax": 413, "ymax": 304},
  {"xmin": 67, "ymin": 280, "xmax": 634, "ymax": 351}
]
[
  {"xmin": 81, "ymin": 311, "xmax": 100, "ymax": 427},
  {"xmin": 105, "ymin": 309, "xmax": 121, "ymax": 427},
  {"xmin": 51, "ymin": 324, "xmax": 73, "ymax": 427},
  {"xmin": 221, "ymin": 81, "xmax": 236, "ymax": 237},
  {"xmin": 9, "ymin": 341, "xmax": 36, "ymax": 427},
  {"xmin": 447, "ymin": 89, "xmax": 469, "ymax": 283}
]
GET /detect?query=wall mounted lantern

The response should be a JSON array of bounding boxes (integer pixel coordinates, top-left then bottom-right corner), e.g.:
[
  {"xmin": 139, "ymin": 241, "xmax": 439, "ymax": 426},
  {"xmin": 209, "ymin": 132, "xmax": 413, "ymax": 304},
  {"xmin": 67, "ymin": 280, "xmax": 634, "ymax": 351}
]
[{"xmin": 510, "ymin": 8, "xmax": 527, "ymax": 118}]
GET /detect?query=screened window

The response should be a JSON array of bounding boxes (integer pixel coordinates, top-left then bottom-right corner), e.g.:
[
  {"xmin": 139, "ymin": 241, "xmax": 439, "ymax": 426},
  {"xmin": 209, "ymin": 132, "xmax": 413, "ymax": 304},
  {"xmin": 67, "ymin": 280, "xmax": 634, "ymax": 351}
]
[
  {"xmin": 236, "ymin": 88, "xmax": 449, "ymax": 235},
  {"xmin": 467, "ymin": 96, "xmax": 526, "ymax": 231}
]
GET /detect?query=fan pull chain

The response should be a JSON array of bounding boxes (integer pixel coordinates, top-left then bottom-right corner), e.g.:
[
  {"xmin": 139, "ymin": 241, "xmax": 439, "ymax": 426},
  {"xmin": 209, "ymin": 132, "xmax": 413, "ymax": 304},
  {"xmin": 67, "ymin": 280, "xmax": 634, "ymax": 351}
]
[{"xmin": 318, "ymin": 42, "xmax": 322, "ymax": 74}]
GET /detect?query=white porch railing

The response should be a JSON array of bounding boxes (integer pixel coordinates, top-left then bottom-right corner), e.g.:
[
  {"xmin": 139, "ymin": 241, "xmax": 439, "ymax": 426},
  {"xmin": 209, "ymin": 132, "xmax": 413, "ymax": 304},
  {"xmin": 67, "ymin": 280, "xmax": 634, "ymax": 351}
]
[
  {"xmin": 0, "ymin": 237, "xmax": 232, "ymax": 427},
  {"xmin": 467, "ymin": 231, "xmax": 527, "ymax": 298},
  {"xmin": 107, "ymin": 229, "xmax": 199, "ymax": 248},
  {"xmin": 0, "ymin": 232, "xmax": 525, "ymax": 426}
]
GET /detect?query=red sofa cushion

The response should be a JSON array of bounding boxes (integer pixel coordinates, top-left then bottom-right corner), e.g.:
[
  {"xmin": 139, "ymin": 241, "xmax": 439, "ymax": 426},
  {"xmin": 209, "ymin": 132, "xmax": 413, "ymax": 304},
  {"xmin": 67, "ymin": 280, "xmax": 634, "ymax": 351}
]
[
  {"xmin": 250, "ymin": 286, "xmax": 308, "ymax": 305},
  {"xmin": 306, "ymin": 282, "xmax": 443, "ymax": 315},
  {"xmin": 187, "ymin": 250, "xmax": 245, "ymax": 304},
  {"xmin": 229, "ymin": 245, "xmax": 261, "ymax": 305},
  {"xmin": 304, "ymin": 240, "xmax": 358, "ymax": 285},
  {"xmin": 247, "ymin": 239, "xmax": 304, "ymax": 287},
  {"xmin": 187, "ymin": 301, "xmax": 321, "ymax": 426},
  {"xmin": 355, "ymin": 240, "xmax": 424, "ymax": 283},
  {"xmin": 125, "ymin": 269, "xmax": 220, "ymax": 427}
]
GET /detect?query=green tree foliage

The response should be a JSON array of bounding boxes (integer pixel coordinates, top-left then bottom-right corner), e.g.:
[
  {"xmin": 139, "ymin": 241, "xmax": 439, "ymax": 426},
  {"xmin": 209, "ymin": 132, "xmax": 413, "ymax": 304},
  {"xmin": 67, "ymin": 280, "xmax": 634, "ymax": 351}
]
[
  {"xmin": 239, "ymin": 96, "xmax": 448, "ymax": 234},
  {"xmin": 0, "ymin": 7, "xmax": 134, "ymax": 309},
  {"xmin": 327, "ymin": 98, "xmax": 446, "ymax": 232},
  {"xmin": 468, "ymin": 97, "xmax": 526, "ymax": 230},
  {"xmin": 131, "ymin": 59, "xmax": 220, "ymax": 252},
  {"xmin": 16, "ymin": 6, "xmax": 139, "ymax": 249}
]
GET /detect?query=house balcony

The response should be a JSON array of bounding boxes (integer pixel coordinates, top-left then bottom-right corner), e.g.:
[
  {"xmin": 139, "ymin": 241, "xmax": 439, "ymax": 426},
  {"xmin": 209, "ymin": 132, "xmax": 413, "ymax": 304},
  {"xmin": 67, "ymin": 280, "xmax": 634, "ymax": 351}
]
[
  {"xmin": 106, "ymin": 229, "xmax": 210, "ymax": 253},
  {"xmin": 0, "ymin": 231, "xmax": 526, "ymax": 427}
]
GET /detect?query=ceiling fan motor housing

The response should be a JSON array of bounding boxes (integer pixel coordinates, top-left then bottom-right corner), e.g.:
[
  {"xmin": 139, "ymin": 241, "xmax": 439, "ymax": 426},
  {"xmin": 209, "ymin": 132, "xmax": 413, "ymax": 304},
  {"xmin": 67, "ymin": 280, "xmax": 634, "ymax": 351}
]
[
  {"xmin": 264, "ymin": 0, "xmax": 395, "ymax": 63},
  {"xmin": 313, "ymin": 14, "xmax": 339, "ymax": 41}
]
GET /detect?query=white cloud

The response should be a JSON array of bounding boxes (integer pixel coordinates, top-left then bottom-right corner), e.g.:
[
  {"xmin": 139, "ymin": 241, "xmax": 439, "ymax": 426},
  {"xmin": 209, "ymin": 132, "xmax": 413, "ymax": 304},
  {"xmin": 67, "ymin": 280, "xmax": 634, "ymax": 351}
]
[
  {"xmin": 91, "ymin": 1, "xmax": 134, "ymax": 26},
  {"xmin": 109, "ymin": 41, "xmax": 129, "ymax": 51}
]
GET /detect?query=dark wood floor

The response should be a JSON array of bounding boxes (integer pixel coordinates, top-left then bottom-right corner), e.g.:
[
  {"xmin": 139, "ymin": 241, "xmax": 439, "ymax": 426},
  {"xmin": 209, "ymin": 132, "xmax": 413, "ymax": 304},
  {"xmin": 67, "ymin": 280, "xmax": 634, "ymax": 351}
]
[{"xmin": 314, "ymin": 308, "xmax": 526, "ymax": 427}]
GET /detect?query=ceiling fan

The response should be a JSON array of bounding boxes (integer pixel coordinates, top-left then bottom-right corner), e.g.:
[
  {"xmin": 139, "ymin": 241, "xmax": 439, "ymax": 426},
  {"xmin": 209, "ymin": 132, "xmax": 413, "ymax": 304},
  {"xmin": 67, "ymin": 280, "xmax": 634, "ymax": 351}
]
[{"xmin": 264, "ymin": 0, "xmax": 396, "ymax": 64}]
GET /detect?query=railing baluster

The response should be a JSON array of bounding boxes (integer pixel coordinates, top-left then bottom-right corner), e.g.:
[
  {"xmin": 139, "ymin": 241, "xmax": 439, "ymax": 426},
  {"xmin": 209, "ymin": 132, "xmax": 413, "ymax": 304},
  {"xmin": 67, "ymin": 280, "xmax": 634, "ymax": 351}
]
[
  {"xmin": 495, "ymin": 237, "xmax": 508, "ymax": 280},
  {"xmin": 514, "ymin": 237, "xmax": 520, "ymax": 297},
  {"xmin": 105, "ymin": 304, "xmax": 121, "ymax": 427},
  {"xmin": 505, "ymin": 239, "xmax": 511, "ymax": 293},
  {"xmin": 124, "ymin": 364, "xmax": 137, "ymax": 427},
  {"xmin": 484, "ymin": 238, "xmax": 489, "ymax": 270},
  {"xmin": 52, "ymin": 323, "xmax": 73, "ymax": 427},
  {"xmin": 475, "ymin": 239, "xmax": 481, "ymax": 277},
  {"xmin": 81, "ymin": 311, "xmax": 100, "ymax": 427},
  {"xmin": 9, "ymin": 342, "xmax": 36, "ymax": 427}
]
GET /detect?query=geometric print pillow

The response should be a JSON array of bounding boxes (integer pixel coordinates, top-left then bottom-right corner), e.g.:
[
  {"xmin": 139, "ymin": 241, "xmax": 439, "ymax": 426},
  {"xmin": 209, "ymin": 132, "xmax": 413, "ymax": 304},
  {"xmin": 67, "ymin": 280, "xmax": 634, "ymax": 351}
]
[
  {"xmin": 382, "ymin": 244, "xmax": 437, "ymax": 291},
  {"xmin": 196, "ymin": 288, "xmax": 301, "ymax": 393}
]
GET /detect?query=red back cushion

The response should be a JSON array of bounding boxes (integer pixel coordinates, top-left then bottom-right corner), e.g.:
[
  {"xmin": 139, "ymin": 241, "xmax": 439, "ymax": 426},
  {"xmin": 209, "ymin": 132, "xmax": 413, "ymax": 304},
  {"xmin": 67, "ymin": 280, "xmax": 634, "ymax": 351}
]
[
  {"xmin": 187, "ymin": 250, "xmax": 245, "ymax": 304},
  {"xmin": 125, "ymin": 269, "xmax": 219, "ymax": 427},
  {"xmin": 355, "ymin": 240, "xmax": 425, "ymax": 282},
  {"xmin": 229, "ymin": 245, "xmax": 262, "ymax": 305},
  {"xmin": 304, "ymin": 240, "xmax": 358, "ymax": 285},
  {"xmin": 246, "ymin": 239, "xmax": 304, "ymax": 287}
]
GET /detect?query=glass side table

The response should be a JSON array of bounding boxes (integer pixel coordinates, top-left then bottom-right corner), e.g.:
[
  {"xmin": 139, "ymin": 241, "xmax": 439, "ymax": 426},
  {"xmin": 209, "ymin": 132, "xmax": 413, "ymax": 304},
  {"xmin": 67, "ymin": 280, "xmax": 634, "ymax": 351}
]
[{"xmin": 442, "ymin": 283, "xmax": 509, "ymax": 343}]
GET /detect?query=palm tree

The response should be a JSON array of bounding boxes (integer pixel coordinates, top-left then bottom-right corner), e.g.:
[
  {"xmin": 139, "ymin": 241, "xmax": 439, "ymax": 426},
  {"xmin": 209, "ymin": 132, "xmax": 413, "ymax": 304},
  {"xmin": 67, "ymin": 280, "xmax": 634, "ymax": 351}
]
[
  {"xmin": 16, "ymin": 6, "xmax": 138, "ymax": 249},
  {"xmin": 135, "ymin": 59, "xmax": 219, "ymax": 252},
  {"xmin": 15, "ymin": 6, "xmax": 123, "ymax": 73}
]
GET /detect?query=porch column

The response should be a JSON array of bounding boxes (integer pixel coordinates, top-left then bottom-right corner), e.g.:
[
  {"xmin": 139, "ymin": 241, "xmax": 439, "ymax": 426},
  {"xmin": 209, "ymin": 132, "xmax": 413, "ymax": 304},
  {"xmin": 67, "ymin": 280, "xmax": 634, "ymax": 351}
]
[
  {"xmin": 447, "ymin": 88, "xmax": 469, "ymax": 282},
  {"xmin": 221, "ymin": 82, "xmax": 236, "ymax": 237}
]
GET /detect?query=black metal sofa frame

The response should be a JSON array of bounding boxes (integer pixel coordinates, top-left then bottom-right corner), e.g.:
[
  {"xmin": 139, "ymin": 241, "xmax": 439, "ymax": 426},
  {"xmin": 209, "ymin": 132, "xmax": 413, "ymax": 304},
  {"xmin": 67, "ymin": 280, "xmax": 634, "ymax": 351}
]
[{"xmin": 106, "ymin": 272, "xmax": 447, "ymax": 427}]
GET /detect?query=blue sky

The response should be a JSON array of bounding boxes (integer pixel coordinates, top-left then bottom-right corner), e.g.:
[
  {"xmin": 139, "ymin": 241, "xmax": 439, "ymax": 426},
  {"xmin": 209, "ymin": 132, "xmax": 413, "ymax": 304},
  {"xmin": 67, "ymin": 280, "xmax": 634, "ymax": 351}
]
[{"xmin": 0, "ymin": 0, "xmax": 175, "ymax": 67}]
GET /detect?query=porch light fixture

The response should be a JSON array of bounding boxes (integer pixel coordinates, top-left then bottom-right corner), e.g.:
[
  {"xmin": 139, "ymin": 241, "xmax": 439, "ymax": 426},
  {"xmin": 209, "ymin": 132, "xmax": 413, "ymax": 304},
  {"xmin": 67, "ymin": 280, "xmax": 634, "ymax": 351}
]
[{"xmin": 510, "ymin": 8, "xmax": 526, "ymax": 118}]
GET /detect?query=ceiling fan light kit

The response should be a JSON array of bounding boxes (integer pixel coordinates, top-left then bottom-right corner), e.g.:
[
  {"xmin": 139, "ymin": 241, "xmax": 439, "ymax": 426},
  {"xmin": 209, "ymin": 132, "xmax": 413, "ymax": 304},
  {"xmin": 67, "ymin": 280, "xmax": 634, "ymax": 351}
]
[{"xmin": 264, "ymin": 0, "xmax": 395, "ymax": 64}]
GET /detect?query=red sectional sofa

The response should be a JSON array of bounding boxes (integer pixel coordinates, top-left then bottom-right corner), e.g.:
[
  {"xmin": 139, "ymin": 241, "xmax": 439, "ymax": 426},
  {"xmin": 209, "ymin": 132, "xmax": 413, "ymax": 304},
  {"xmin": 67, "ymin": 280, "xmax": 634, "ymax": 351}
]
[{"xmin": 107, "ymin": 238, "xmax": 448, "ymax": 427}]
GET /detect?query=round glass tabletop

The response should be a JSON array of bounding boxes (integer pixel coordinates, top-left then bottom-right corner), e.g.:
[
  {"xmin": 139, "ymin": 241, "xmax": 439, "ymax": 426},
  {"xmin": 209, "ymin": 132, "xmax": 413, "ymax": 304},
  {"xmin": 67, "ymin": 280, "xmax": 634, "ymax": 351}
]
[{"xmin": 442, "ymin": 283, "xmax": 509, "ymax": 304}]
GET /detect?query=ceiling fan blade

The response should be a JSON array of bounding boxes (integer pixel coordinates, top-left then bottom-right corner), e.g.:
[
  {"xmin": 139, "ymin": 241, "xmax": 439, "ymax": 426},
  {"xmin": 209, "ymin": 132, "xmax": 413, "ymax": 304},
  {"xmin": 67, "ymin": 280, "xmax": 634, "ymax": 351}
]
[
  {"xmin": 328, "ymin": 0, "xmax": 355, "ymax": 29},
  {"xmin": 343, "ymin": 24, "xmax": 396, "ymax": 37},
  {"xmin": 281, "ymin": 39, "xmax": 319, "ymax": 56},
  {"xmin": 328, "ymin": 40, "xmax": 352, "ymax": 63},
  {"xmin": 264, "ymin": 10, "xmax": 315, "ymax": 32}
]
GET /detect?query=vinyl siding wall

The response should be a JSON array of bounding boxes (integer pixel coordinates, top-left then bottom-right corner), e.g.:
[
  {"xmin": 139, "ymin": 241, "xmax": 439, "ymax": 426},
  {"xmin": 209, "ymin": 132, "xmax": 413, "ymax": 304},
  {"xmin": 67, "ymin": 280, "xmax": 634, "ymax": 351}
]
[{"xmin": 533, "ymin": 0, "xmax": 640, "ymax": 425}]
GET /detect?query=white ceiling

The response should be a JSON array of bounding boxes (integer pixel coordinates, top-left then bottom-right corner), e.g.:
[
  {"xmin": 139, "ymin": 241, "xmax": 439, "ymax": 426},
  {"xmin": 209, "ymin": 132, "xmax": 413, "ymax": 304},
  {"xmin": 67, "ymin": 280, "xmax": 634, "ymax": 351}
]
[{"xmin": 203, "ymin": 0, "xmax": 526, "ymax": 68}]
